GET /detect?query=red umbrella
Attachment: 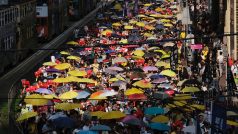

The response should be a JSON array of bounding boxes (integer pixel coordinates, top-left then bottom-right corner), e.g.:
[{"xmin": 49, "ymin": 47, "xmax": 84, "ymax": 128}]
[{"xmin": 127, "ymin": 94, "xmax": 147, "ymax": 100}]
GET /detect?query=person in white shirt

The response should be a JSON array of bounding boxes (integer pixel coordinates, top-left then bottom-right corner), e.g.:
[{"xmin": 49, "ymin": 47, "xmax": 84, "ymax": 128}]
[{"xmin": 217, "ymin": 51, "xmax": 224, "ymax": 77}]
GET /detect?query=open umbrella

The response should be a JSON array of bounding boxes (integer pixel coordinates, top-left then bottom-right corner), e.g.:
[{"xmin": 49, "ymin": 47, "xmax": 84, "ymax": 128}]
[
  {"xmin": 55, "ymin": 103, "xmax": 81, "ymax": 111},
  {"xmin": 59, "ymin": 91, "xmax": 78, "ymax": 99},
  {"xmin": 60, "ymin": 51, "xmax": 70, "ymax": 55},
  {"xmin": 143, "ymin": 66, "xmax": 158, "ymax": 72},
  {"xmin": 227, "ymin": 120, "xmax": 238, "ymax": 126},
  {"xmin": 181, "ymin": 87, "xmax": 200, "ymax": 93},
  {"xmin": 125, "ymin": 88, "xmax": 143, "ymax": 95},
  {"xmin": 106, "ymin": 66, "xmax": 124, "ymax": 71},
  {"xmin": 77, "ymin": 131, "xmax": 98, "ymax": 134},
  {"xmin": 43, "ymin": 62, "xmax": 57, "ymax": 66},
  {"xmin": 51, "ymin": 116, "xmax": 76, "ymax": 128},
  {"xmin": 133, "ymin": 80, "xmax": 153, "ymax": 88},
  {"xmin": 90, "ymin": 125, "xmax": 111, "ymax": 131},
  {"xmin": 67, "ymin": 41, "xmax": 79, "ymax": 45},
  {"xmin": 144, "ymin": 107, "xmax": 164, "ymax": 115},
  {"xmin": 24, "ymin": 94, "xmax": 49, "ymax": 106},
  {"xmin": 54, "ymin": 63, "xmax": 71, "ymax": 70},
  {"xmin": 16, "ymin": 111, "xmax": 37, "ymax": 122},
  {"xmin": 112, "ymin": 57, "xmax": 127, "ymax": 63},
  {"xmin": 160, "ymin": 70, "xmax": 176, "ymax": 77},
  {"xmin": 149, "ymin": 123, "xmax": 170, "ymax": 131},
  {"xmin": 53, "ymin": 77, "xmax": 71, "ymax": 83},
  {"xmin": 127, "ymin": 94, "xmax": 147, "ymax": 100},
  {"xmin": 122, "ymin": 115, "xmax": 142, "ymax": 126},
  {"xmin": 151, "ymin": 115, "xmax": 169, "ymax": 123},
  {"xmin": 101, "ymin": 111, "xmax": 125, "ymax": 119},
  {"xmin": 90, "ymin": 111, "xmax": 106, "ymax": 118},
  {"xmin": 68, "ymin": 70, "xmax": 87, "ymax": 77},
  {"xmin": 77, "ymin": 90, "xmax": 90, "ymax": 99},
  {"xmin": 35, "ymin": 88, "xmax": 53, "ymax": 94}
]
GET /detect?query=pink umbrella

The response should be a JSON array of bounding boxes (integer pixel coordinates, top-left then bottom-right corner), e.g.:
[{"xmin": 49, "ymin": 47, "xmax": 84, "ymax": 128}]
[
  {"xmin": 143, "ymin": 66, "xmax": 158, "ymax": 72},
  {"xmin": 152, "ymin": 78, "xmax": 168, "ymax": 84}
]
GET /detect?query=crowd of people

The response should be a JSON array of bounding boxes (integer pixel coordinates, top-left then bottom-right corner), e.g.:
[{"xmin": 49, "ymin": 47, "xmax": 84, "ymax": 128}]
[{"xmin": 15, "ymin": 0, "xmax": 238, "ymax": 134}]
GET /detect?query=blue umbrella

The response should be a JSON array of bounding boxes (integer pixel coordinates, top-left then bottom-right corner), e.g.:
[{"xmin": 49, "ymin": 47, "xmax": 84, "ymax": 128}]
[
  {"xmin": 90, "ymin": 125, "xmax": 111, "ymax": 131},
  {"xmin": 144, "ymin": 107, "xmax": 164, "ymax": 115},
  {"xmin": 156, "ymin": 24, "xmax": 164, "ymax": 30},
  {"xmin": 35, "ymin": 88, "xmax": 53, "ymax": 94},
  {"xmin": 48, "ymin": 112, "xmax": 67, "ymax": 120},
  {"xmin": 77, "ymin": 131, "xmax": 98, "ymax": 134},
  {"xmin": 77, "ymin": 90, "xmax": 90, "ymax": 99},
  {"xmin": 46, "ymin": 68, "xmax": 62, "ymax": 73},
  {"xmin": 150, "ymin": 74, "xmax": 165, "ymax": 79},
  {"xmin": 51, "ymin": 116, "xmax": 75, "ymax": 128},
  {"xmin": 149, "ymin": 123, "xmax": 170, "ymax": 131},
  {"xmin": 105, "ymin": 50, "xmax": 116, "ymax": 54}
]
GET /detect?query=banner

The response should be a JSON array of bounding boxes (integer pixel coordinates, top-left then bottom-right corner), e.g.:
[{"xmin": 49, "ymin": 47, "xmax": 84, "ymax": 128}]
[
  {"xmin": 211, "ymin": 103, "xmax": 226, "ymax": 134},
  {"xmin": 227, "ymin": 57, "xmax": 237, "ymax": 95},
  {"xmin": 170, "ymin": 44, "xmax": 178, "ymax": 72}
]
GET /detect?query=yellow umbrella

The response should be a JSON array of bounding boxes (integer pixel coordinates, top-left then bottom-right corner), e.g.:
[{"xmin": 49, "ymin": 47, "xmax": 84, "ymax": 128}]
[
  {"xmin": 67, "ymin": 41, "xmax": 78, "ymax": 45},
  {"xmin": 109, "ymin": 77, "xmax": 119, "ymax": 82},
  {"xmin": 119, "ymin": 39, "xmax": 128, "ymax": 44},
  {"xmin": 101, "ymin": 29, "xmax": 113, "ymax": 36},
  {"xmin": 144, "ymin": 3, "xmax": 152, "ymax": 7},
  {"xmin": 155, "ymin": 61, "xmax": 169, "ymax": 67},
  {"xmin": 136, "ymin": 22, "xmax": 145, "ymax": 27},
  {"xmin": 151, "ymin": 115, "xmax": 169, "ymax": 123},
  {"xmin": 101, "ymin": 111, "xmax": 126, "ymax": 119},
  {"xmin": 124, "ymin": 25, "xmax": 134, "ymax": 30},
  {"xmin": 148, "ymin": 47, "xmax": 160, "ymax": 51},
  {"xmin": 177, "ymin": 79, "xmax": 188, "ymax": 86},
  {"xmin": 55, "ymin": 103, "xmax": 81, "ymax": 111},
  {"xmin": 67, "ymin": 56, "xmax": 80, "ymax": 60},
  {"xmin": 53, "ymin": 78, "xmax": 70, "ymax": 83},
  {"xmin": 133, "ymin": 50, "xmax": 145, "ymax": 57},
  {"xmin": 149, "ymin": 19, "xmax": 157, "ymax": 24},
  {"xmin": 114, "ymin": 3, "xmax": 122, "ymax": 10},
  {"xmin": 16, "ymin": 111, "xmax": 37, "ymax": 122},
  {"xmin": 166, "ymin": 103, "xmax": 177, "ymax": 108},
  {"xmin": 173, "ymin": 95, "xmax": 192, "ymax": 100},
  {"xmin": 227, "ymin": 120, "xmax": 238, "ymax": 126},
  {"xmin": 154, "ymin": 49, "xmax": 167, "ymax": 55},
  {"xmin": 164, "ymin": 23, "xmax": 173, "ymax": 27},
  {"xmin": 68, "ymin": 70, "xmax": 87, "ymax": 77},
  {"xmin": 44, "ymin": 94, "xmax": 58, "ymax": 99},
  {"xmin": 133, "ymin": 80, "xmax": 153, "ymax": 88},
  {"xmin": 43, "ymin": 62, "xmax": 57, "ymax": 66},
  {"xmin": 160, "ymin": 19, "xmax": 171, "ymax": 23},
  {"xmin": 59, "ymin": 91, "xmax": 78, "ymax": 99},
  {"xmin": 160, "ymin": 70, "xmax": 176, "ymax": 77},
  {"xmin": 66, "ymin": 76, "xmax": 79, "ymax": 82},
  {"xmin": 129, "ymin": 20, "xmax": 137, "ymax": 24},
  {"xmin": 112, "ymin": 22, "xmax": 122, "ymax": 27},
  {"xmin": 155, "ymin": 7, "xmax": 163, "ymax": 12},
  {"xmin": 180, "ymin": 32, "xmax": 186, "ymax": 38},
  {"xmin": 181, "ymin": 87, "xmax": 200, "ymax": 93},
  {"xmin": 190, "ymin": 104, "xmax": 205, "ymax": 110},
  {"xmin": 54, "ymin": 63, "xmax": 71, "ymax": 70},
  {"xmin": 137, "ymin": 14, "xmax": 146, "ymax": 18},
  {"xmin": 77, "ymin": 78, "xmax": 95, "ymax": 83},
  {"xmin": 60, "ymin": 51, "xmax": 70, "ymax": 55},
  {"xmin": 125, "ymin": 88, "xmax": 143, "ymax": 95},
  {"xmin": 173, "ymin": 101, "xmax": 187, "ymax": 107},
  {"xmin": 90, "ymin": 111, "xmax": 106, "ymax": 118},
  {"xmin": 149, "ymin": 14, "xmax": 163, "ymax": 18},
  {"xmin": 132, "ymin": 56, "xmax": 144, "ymax": 60},
  {"xmin": 24, "ymin": 94, "xmax": 49, "ymax": 106},
  {"xmin": 227, "ymin": 111, "xmax": 238, "ymax": 116},
  {"xmin": 160, "ymin": 54, "xmax": 170, "ymax": 59},
  {"xmin": 144, "ymin": 33, "xmax": 153, "ymax": 37}
]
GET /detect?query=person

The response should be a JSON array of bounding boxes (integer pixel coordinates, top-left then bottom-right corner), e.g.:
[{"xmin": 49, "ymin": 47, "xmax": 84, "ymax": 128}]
[
  {"xmin": 217, "ymin": 51, "xmax": 224, "ymax": 77},
  {"xmin": 27, "ymin": 117, "xmax": 38, "ymax": 134}
]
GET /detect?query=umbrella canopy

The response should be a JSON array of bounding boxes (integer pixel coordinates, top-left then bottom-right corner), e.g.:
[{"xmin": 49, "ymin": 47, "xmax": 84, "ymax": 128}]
[
  {"xmin": 54, "ymin": 63, "xmax": 71, "ymax": 70},
  {"xmin": 60, "ymin": 51, "xmax": 70, "ymax": 55},
  {"xmin": 106, "ymin": 66, "xmax": 124, "ymax": 71},
  {"xmin": 122, "ymin": 115, "xmax": 142, "ymax": 126},
  {"xmin": 44, "ymin": 94, "xmax": 58, "ymax": 99},
  {"xmin": 16, "ymin": 111, "xmax": 37, "ymax": 122},
  {"xmin": 151, "ymin": 115, "xmax": 169, "ymax": 123},
  {"xmin": 160, "ymin": 70, "xmax": 176, "ymax": 77},
  {"xmin": 133, "ymin": 80, "xmax": 153, "ymax": 88},
  {"xmin": 67, "ymin": 55, "xmax": 80, "ymax": 60},
  {"xmin": 55, "ymin": 103, "xmax": 81, "ymax": 111},
  {"xmin": 149, "ymin": 123, "xmax": 170, "ymax": 131},
  {"xmin": 190, "ymin": 104, "xmax": 205, "ymax": 110},
  {"xmin": 59, "ymin": 91, "xmax": 78, "ymax": 99},
  {"xmin": 68, "ymin": 70, "xmax": 87, "ymax": 77},
  {"xmin": 35, "ymin": 88, "xmax": 53, "ymax": 94},
  {"xmin": 125, "ymin": 88, "xmax": 143, "ymax": 95},
  {"xmin": 227, "ymin": 111, "xmax": 238, "ymax": 116},
  {"xmin": 76, "ymin": 90, "xmax": 91, "ymax": 99},
  {"xmin": 24, "ymin": 94, "xmax": 49, "ymax": 106},
  {"xmin": 90, "ymin": 111, "xmax": 106, "ymax": 118},
  {"xmin": 51, "ymin": 116, "xmax": 76, "ymax": 128},
  {"xmin": 53, "ymin": 77, "xmax": 71, "ymax": 83},
  {"xmin": 77, "ymin": 131, "xmax": 98, "ymax": 134},
  {"xmin": 155, "ymin": 61, "xmax": 169, "ymax": 67},
  {"xmin": 127, "ymin": 93, "xmax": 147, "ymax": 100},
  {"xmin": 144, "ymin": 107, "xmax": 164, "ymax": 115},
  {"xmin": 143, "ymin": 66, "xmax": 158, "ymax": 72},
  {"xmin": 227, "ymin": 120, "xmax": 238, "ymax": 126},
  {"xmin": 133, "ymin": 50, "xmax": 145, "ymax": 57},
  {"xmin": 181, "ymin": 87, "xmax": 200, "ymax": 93},
  {"xmin": 43, "ymin": 62, "xmax": 57, "ymax": 66},
  {"xmin": 90, "ymin": 125, "xmax": 111, "ymax": 131},
  {"xmin": 67, "ymin": 41, "xmax": 79, "ymax": 45},
  {"xmin": 100, "ymin": 111, "xmax": 125, "ymax": 119}
]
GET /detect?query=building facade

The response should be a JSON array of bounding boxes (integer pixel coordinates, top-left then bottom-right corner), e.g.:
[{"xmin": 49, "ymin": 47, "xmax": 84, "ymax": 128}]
[{"xmin": 224, "ymin": 0, "xmax": 237, "ymax": 60}]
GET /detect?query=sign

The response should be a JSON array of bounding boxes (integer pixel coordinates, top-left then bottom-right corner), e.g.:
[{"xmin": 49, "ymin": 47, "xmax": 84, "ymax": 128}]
[
  {"xmin": 190, "ymin": 44, "xmax": 203, "ymax": 50},
  {"xmin": 211, "ymin": 103, "xmax": 226, "ymax": 134},
  {"xmin": 170, "ymin": 44, "xmax": 178, "ymax": 72},
  {"xmin": 227, "ymin": 57, "xmax": 237, "ymax": 95},
  {"xmin": 36, "ymin": 6, "xmax": 48, "ymax": 17}
]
